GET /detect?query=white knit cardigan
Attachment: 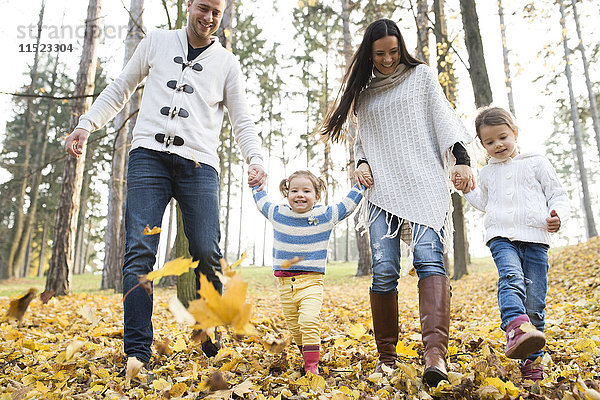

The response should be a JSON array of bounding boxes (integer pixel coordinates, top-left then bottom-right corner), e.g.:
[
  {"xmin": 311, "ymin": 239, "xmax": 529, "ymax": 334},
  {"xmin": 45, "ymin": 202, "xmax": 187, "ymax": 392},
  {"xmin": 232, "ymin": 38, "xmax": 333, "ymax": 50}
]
[
  {"xmin": 354, "ymin": 64, "xmax": 472, "ymax": 235},
  {"xmin": 464, "ymin": 153, "xmax": 569, "ymax": 245},
  {"xmin": 76, "ymin": 28, "xmax": 263, "ymax": 170}
]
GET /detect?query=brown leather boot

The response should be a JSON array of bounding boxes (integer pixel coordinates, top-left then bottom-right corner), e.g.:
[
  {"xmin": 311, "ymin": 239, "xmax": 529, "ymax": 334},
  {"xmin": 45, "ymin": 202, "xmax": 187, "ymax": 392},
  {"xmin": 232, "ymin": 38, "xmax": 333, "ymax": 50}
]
[
  {"xmin": 370, "ymin": 290, "xmax": 398, "ymax": 372},
  {"xmin": 418, "ymin": 274, "xmax": 450, "ymax": 387}
]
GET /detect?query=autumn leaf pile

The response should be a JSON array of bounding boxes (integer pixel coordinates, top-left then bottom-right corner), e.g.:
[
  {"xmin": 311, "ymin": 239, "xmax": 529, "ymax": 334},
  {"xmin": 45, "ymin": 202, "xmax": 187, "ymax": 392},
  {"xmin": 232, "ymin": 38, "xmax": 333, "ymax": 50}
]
[{"xmin": 1, "ymin": 238, "xmax": 599, "ymax": 399}]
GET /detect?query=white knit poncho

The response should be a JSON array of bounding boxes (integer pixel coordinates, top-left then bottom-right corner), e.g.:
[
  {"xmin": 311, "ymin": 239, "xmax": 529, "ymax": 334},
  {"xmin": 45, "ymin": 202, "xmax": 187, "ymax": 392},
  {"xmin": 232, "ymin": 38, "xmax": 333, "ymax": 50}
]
[{"xmin": 354, "ymin": 64, "xmax": 472, "ymax": 235}]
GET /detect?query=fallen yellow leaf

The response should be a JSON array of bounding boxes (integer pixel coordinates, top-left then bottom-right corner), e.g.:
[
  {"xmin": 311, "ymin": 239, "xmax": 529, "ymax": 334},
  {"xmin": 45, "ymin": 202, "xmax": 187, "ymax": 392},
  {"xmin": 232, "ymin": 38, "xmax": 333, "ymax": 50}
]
[{"xmin": 281, "ymin": 256, "xmax": 304, "ymax": 269}]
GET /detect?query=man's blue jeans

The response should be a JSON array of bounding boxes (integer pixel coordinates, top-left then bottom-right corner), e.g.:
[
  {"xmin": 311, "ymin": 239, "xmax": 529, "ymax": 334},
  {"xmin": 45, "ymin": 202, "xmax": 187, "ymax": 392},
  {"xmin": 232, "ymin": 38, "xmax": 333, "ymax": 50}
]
[
  {"xmin": 369, "ymin": 206, "xmax": 446, "ymax": 293},
  {"xmin": 123, "ymin": 147, "xmax": 223, "ymax": 363},
  {"xmin": 488, "ymin": 237, "xmax": 549, "ymax": 360}
]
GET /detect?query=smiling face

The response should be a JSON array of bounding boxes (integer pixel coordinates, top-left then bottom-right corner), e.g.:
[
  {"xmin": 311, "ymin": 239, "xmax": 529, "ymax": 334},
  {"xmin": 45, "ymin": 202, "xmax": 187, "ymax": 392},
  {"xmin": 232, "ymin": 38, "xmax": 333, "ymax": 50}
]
[
  {"xmin": 371, "ymin": 35, "xmax": 400, "ymax": 75},
  {"xmin": 479, "ymin": 124, "xmax": 519, "ymax": 160},
  {"xmin": 287, "ymin": 176, "xmax": 319, "ymax": 214},
  {"xmin": 186, "ymin": 0, "xmax": 225, "ymax": 47}
]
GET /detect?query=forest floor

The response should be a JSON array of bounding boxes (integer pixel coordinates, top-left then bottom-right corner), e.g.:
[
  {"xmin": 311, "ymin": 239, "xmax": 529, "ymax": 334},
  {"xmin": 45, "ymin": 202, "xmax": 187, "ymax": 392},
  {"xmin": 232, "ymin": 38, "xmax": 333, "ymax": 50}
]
[{"xmin": 1, "ymin": 238, "xmax": 599, "ymax": 399}]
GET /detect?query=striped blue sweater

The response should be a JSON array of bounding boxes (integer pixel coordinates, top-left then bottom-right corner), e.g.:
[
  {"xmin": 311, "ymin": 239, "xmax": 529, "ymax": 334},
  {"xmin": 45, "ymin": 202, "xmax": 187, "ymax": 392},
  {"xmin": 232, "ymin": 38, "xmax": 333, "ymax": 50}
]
[{"xmin": 252, "ymin": 185, "xmax": 363, "ymax": 273}]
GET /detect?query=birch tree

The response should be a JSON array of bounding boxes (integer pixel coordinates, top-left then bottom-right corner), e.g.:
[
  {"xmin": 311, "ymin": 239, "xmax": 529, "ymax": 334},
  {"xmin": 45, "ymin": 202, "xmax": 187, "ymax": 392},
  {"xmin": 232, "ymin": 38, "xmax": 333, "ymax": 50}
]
[
  {"xmin": 497, "ymin": 0, "xmax": 516, "ymax": 116},
  {"xmin": 570, "ymin": 0, "xmax": 600, "ymax": 162},
  {"xmin": 558, "ymin": 0, "xmax": 597, "ymax": 238}
]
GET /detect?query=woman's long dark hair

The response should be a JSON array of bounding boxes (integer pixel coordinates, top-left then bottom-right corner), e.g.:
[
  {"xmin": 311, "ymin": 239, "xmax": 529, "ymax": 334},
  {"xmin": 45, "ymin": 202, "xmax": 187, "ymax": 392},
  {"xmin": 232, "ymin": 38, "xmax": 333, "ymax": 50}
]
[{"xmin": 320, "ymin": 19, "xmax": 424, "ymax": 142}]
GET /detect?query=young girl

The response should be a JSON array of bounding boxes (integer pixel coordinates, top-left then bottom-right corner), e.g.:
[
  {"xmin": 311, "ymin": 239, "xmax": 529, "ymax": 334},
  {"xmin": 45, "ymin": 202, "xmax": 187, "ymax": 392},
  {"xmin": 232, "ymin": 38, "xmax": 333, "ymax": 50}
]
[
  {"xmin": 250, "ymin": 170, "xmax": 363, "ymax": 374},
  {"xmin": 454, "ymin": 107, "xmax": 569, "ymax": 381}
]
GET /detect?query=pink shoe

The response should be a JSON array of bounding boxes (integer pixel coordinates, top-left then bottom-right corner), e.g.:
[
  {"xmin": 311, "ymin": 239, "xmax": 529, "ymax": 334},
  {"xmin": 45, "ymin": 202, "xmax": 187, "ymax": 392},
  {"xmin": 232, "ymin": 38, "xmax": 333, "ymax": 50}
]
[
  {"xmin": 302, "ymin": 345, "xmax": 319, "ymax": 375},
  {"xmin": 520, "ymin": 359, "xmax": 544, "ymax": 381},
  {"xmin": 505, "ymin": 314, "xmax": 545, "ymax": 359}
]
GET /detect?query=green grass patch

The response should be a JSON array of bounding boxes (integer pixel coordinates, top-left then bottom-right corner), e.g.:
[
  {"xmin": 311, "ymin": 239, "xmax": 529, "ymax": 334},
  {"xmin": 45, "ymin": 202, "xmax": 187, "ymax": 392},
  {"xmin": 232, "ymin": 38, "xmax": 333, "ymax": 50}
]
[
  {"xmin": 0, "ymin": 256, "xmax": 495, "ymax": 298},
  {"xmin": 0, "ymin": 273, "xmax": 110, "ymax": 298}
]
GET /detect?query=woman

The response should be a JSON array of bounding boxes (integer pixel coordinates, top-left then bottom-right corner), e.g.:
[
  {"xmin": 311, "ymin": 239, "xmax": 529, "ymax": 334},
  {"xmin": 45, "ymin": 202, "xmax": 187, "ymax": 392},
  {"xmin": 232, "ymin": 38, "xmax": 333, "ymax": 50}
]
[{"xmin": 321, "ymin": 19, "xmax": 474, "ymax": 386}]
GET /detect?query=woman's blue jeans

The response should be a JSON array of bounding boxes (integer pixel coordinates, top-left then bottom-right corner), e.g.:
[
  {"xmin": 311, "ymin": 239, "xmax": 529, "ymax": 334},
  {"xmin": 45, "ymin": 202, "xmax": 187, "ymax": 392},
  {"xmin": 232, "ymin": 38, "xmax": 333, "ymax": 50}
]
[
  {"xmin": 488, "ymin": 237, "xmax": 548, "ymax": 360},
  {"xmin": 122, "ymin": 147, "xmax": 223, "ymax": 363},
  {"xmin": 369, "ymin": 206, "xmax": 446, "ymax": 293}
]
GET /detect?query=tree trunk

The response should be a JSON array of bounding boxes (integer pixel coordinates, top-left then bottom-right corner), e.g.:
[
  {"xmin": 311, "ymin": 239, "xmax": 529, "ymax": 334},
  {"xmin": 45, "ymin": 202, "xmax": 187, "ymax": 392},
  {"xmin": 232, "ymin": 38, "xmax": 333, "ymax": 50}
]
[
  {"xmin": 165, "ymin": 199, "xmax": 176, "ymax": 262},
  {"xmin": 45, "ymin": 0, "xmax": 102, "ymax": 296},
  {"xmin": 37, "ymin": 222, "xmax": 48, "ymax": 277},
  {"xmin": 342, "ymin": 0, "xmax": 371, "ymax": 275},
  {"xmin": 224, "ymin": 133, "xmax": 233, "ymax": 259},
  {"xmin": 558, "ymin": 0, "xmax": 598, "ymax": 238},
  {"xmin": 434, "ymin": 0, "xmax": 470, "ymax": 279},
  {"xmin": 176, "ymin": 205, "xmax": 196, "ymax": 307},
  {"xmin": 451, "ymin": 193, "xmax": 468, "ymax": 279},
  {"xmin": 570, "ymin": 0, "xmax": 600, "ymax": 162},
  {"xmin": 21, "ymin": 230, "xmax": 33, "ymax": 278},
  {"xmin": 103, "ymin": 0, "xmax": 144, "ymax": 290},
  {"xmin": 7, "ymin": 2, "xmax": 45, "ymax": 277},
  {"xmin": 497, "ymin": 0, "xmax": 516, "ymax": 116},
  {"xmin": 74, "ymin": 163, "xmax": 91, "ymax": 275},
  {"xmin": 459, "ymin": 0, "xmax": 493, "ymax": 108},
  {"xmin": 237, "ymin": 174, "xmax": 244, "ymax": 260},
  {"xmin": 216, "ymin": 0, "xmax": 235, "ymax": 50},
  {"xmin": 415, "ymin": 0, "xmax": 429, "ymax": 62},
  {"xmin": 13, "ymin": 53, "xmax": 59, "ymax": 275}
]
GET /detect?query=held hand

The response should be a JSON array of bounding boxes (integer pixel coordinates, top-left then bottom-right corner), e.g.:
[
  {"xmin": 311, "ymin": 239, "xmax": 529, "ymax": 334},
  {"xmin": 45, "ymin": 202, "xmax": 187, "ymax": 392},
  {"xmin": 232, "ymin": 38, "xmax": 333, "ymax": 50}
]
[
  {"xmin": 354, "ymin": 163, "xmax": 373, "ymax": 188},
  {"xmin": 451, "ymin": 165, "xmax": 475, "ymax": 194},
  {"xmin": 65, "ymin": 128, "xmax": 89, "ymax": 158},
  {"xmin": 546, "ymin": 209, "xmax": 561, "ymax": 233},
  {"xmin": 248, "ymin": 164, "xmax": 267, "ymax": 191}
]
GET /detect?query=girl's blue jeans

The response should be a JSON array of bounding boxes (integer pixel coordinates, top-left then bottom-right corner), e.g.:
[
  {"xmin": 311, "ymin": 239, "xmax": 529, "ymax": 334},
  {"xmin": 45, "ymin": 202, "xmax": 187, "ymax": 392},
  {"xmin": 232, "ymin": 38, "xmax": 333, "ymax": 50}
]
[
  {"xmin": 369, "ymin": 206, "xmax": 446, "ymax": 293},
  {"xmin": 122, "ymin": 147, "xmax": 223, "ymax": 363},
  {"xmin": 488, "ymin": 237, "xmax": 549, "ymax": 360}
]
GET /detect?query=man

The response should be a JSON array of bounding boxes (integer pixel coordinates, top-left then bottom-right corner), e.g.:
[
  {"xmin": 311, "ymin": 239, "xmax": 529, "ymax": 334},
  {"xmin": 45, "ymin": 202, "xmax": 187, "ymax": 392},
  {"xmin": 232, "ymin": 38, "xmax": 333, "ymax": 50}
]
[{"xmin": 65, "ymin": 0, "xmax": 267, "ymax": 369}]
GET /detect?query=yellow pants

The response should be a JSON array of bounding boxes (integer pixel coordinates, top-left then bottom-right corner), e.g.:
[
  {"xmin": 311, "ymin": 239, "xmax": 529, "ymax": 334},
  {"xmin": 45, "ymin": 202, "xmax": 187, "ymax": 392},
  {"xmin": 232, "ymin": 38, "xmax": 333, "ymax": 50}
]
[{"xmin": 277, "ymin": 273, "xmax": 324, "ymax": 347}]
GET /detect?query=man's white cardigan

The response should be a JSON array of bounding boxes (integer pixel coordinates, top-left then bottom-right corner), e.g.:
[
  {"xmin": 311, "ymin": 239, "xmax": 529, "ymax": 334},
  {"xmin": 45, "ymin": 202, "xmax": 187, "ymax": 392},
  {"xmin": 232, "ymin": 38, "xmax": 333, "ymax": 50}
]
[
  {"xmin": 76, "ymin": 28, "xmax": 263, "ymax": 171},
  {"xmin": 465, "ymin": 153, "xmax": 569, "ymax": 246}
]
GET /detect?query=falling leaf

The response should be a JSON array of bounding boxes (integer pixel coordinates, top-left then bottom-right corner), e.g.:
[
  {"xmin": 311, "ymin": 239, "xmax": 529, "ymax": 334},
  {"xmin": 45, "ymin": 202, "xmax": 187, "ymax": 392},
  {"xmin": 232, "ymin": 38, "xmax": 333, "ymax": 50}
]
[
  {"xmin": 6, "ymin": 288, "xmax": 37, "ymax": 322},
  {"xmin": 138, "ymin": 276, "xmax": 153, "ymax": 296},
  {"xmin": 190, "ymin": 328, "xmax": 207, "ymax": 343},
  {"xmin": 281, "ymin": 256, "xmax": 304, "ymax": 269},
  {"xmin": 208, "ymin": 370, "xmax": 230, "ymax": 391},
  {"xmin": 219, "ymin": 252, "xmax": 247, "ymax": 279},
  {"xmin": 124, "ymin": 357, "xmax": 144, "ymax": 387},
  {"xmin": 230, "ymin": 251, "xmax": 247, "ymax": 269},
  {"xmin": 188, "ymin": 272, "xmax": 257, "ymax": 335},
  {"xmin": 155, "ymin": 338, "xmax": 173, "ymax": 357},
  {"xmin": 269, "ymin": 351, "xmax": 289, "ymax": 374},
  {"xmin": 64, "ymin": 340, "xmax": 86, "ymax": 362},
  {"xmin": 263, "ymin": 336, "xmax": 289, "ymax": 353},
  {"xmin": 167, "ymin": 295, "xmax": 196, "ymax": 325},
  {"xmin": 78, "ymin": 305, "xmax": 99, "ymax": 326},
  {"xmin": 142, "ymin": 225, "xmax": 161, "ymax": 235},
  {"xmin": 39, "ymin": 290, "xmax": 55, "ymax": 305},
  {"xmin": 145, "ymin": 257, "xmax": 198, "ymax": 282}
]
